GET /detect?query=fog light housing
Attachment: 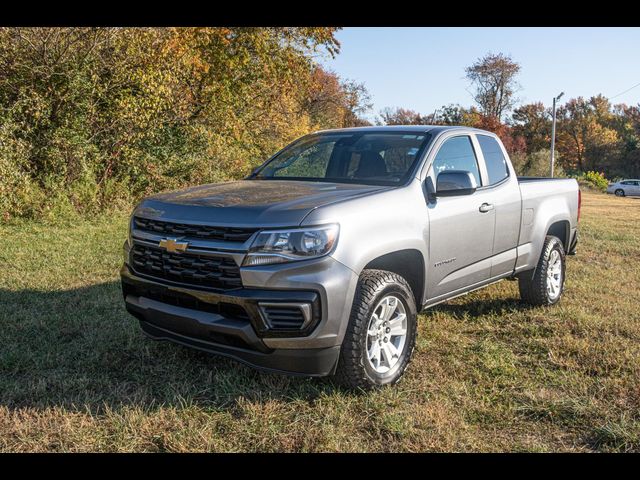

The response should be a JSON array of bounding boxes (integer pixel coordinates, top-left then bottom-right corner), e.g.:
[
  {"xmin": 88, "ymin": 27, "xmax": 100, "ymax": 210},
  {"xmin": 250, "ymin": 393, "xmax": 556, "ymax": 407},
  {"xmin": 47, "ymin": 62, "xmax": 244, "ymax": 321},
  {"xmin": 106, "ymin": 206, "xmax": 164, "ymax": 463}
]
[{"xmin": 258, "ymin": 302, "xmax": 313, "ymax": 331}]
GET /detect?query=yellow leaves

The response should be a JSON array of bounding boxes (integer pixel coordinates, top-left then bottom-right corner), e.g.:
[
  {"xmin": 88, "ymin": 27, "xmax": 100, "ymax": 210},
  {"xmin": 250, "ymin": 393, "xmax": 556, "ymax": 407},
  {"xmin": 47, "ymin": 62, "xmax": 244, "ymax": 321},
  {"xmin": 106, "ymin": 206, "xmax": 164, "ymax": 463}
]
[{"xmin": 0, "ymin": 27, "xmax": 370, "ymax": 219}]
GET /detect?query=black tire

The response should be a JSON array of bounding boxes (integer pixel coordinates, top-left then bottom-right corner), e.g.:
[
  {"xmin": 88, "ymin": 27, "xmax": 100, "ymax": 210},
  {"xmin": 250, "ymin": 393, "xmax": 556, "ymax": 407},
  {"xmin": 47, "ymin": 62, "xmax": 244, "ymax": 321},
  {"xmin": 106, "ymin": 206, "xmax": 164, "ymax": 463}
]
[
  {"xmin": 615, "ymin": 189, "xmax": 625, "ymax": 197},
  {"xmin": 518, "ymin": 235, "xmax": 566, "ymax": 306},
  {"xmin": 334, "ymin": 269, "xmax": 417, "ymax": 390}
]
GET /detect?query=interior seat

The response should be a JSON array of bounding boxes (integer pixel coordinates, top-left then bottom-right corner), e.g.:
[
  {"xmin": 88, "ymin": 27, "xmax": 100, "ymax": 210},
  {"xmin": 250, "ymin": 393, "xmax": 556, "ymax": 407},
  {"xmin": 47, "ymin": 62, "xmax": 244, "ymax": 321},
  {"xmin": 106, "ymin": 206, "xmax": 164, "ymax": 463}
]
[{"xmin": 354, "ymin": 151, "xmax": 387, "ymax": 178}]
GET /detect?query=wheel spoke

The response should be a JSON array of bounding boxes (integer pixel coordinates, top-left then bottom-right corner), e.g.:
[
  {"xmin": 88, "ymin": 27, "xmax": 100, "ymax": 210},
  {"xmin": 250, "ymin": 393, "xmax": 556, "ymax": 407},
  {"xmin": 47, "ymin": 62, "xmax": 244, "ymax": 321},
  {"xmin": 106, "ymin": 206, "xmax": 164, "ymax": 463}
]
[
  {"xmin": 380, "ymin": 343, "xmax": 391, "ymax": 367},
  {"xmin": 382, "ymin": 297, "xmax": 398, "ymax": 321},
  {"xmin": 367, "ymin": 314, "xmax": 379, "ymax": 337},
  {"xmin": 377, "ymin": 303, "xmax": 387, "ymax": 323},
  {"xmin": 386, "ymin": 341, "xmax": 399, "ymax": 358},
  {"xmin": 388, "ymin": 314, "xmax": 407, "ymax": 336},
  {"xmin": 368, "ymin": 341, "xmax": 381, "ymax": 365},
  {"xmin": 381, "ymin": 342, "xmax": 398, "ymax": 367}
]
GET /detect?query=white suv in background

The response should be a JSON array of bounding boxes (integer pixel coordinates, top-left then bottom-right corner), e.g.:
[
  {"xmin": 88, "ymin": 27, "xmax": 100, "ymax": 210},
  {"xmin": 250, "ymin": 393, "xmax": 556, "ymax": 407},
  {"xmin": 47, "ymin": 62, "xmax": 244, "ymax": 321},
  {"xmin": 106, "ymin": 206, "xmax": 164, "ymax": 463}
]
[{"xmin": 607, "ymin": 179, "xmax": 640, "ymax": 197}]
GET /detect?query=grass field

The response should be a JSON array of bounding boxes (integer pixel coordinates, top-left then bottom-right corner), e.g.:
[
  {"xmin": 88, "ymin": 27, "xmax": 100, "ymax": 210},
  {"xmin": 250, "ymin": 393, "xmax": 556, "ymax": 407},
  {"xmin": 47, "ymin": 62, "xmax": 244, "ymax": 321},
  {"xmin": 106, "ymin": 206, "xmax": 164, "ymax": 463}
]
[{"xmin": 1, "ymin": 191, "xmax": 639, "ymax": 452}]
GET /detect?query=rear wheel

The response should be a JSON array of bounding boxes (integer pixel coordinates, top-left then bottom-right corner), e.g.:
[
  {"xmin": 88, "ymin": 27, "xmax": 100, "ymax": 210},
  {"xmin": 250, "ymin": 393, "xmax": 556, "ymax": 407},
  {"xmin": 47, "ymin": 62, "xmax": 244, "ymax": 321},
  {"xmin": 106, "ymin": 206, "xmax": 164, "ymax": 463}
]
[
  {"xmin": 519, "ymin": 235, "xmax": 566, "ymax": 306},
  {"xmin": 334, "ymin": 269, "xmax": 417, "ymax": 390},
  {"xmin": 615, "ymin": 189, "xmax": 625, "ymax": 197}
]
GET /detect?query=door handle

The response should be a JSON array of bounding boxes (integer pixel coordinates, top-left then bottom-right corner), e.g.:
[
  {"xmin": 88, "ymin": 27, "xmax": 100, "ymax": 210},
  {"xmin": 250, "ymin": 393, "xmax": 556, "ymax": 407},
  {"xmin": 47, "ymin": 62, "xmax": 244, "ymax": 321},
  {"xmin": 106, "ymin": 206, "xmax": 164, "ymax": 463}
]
[{"xmin": 479, "ymin": 203, "xmax": 494, "ymax": 213}]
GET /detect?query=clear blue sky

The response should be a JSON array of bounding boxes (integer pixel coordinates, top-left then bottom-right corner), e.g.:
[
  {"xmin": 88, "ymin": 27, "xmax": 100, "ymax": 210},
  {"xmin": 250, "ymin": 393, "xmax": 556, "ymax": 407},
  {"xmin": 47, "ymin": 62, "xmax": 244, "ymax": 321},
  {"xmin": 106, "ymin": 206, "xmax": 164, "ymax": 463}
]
[{"xmin": 319, "ymin": 27, "xmax": 640, "ymax": 121}]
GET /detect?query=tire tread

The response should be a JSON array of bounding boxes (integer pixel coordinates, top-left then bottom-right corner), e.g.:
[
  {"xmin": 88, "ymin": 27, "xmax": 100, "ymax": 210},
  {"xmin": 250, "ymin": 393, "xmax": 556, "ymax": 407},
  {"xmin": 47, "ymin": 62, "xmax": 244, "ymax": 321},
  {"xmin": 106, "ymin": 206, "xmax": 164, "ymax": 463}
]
[
  {"xmin": 334, "ymin": 269, "xmax": 416, "ymax": 390},
  {"xmin": 519, "ymin": 235, "xmax": 565, "ymax": 306}
]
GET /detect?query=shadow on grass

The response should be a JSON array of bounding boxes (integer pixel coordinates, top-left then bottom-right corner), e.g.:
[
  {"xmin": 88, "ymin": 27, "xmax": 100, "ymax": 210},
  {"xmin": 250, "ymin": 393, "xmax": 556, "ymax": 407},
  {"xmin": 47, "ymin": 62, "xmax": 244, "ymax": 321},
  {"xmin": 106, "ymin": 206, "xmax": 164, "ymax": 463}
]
[
  {"xmin": 1, "ymin": 281, "xmax": 538, "ymax": 414},
  {"xmin": 0, "ymin": 282, "xmax": 344, "ymax": 414},
  {"xmin": 427, "ymin": 293, "xmax": 536, "ymax": 320}
]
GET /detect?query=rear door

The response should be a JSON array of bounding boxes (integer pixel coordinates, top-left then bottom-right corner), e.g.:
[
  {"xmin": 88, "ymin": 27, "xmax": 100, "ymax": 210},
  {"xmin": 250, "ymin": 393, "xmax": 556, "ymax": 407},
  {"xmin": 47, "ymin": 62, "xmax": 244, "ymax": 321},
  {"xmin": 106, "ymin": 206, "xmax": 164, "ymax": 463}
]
[
  {"xmin": 425, "ymin": 134, "xmax": 496, "ymax": 299},
  {"xmin": 474, "ymin": 134, "xmax": 522, "ymax": 278}
]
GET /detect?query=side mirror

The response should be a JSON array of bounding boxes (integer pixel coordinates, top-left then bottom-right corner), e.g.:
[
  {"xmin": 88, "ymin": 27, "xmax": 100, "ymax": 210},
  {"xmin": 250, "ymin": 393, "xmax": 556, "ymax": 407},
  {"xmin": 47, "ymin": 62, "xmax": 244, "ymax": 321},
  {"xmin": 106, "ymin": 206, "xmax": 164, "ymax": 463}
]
[{"xmin": 435, "ymin": 171, "xmax": 477, "ymax": 196}]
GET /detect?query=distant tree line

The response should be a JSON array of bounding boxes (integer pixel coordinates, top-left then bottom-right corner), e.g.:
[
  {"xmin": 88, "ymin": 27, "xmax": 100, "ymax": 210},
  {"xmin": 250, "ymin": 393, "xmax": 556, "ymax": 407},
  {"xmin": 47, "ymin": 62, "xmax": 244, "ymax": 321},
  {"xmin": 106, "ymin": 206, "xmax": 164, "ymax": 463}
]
[
  {"xmin": 2, "ymin": 34, "xmax": 638, "ymax": 221},
  {"xmin": 380, "ymin": 53, "xmax": 640, "ymax": 181},
  {"xmin": 0, "ymin": 27, "xmax": 370, "ymax": 220}
]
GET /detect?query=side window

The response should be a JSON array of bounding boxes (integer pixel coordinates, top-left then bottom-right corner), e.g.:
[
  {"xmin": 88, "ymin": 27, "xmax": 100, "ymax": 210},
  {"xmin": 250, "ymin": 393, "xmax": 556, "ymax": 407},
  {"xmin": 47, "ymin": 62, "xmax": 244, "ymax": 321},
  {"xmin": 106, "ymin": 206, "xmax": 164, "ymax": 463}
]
[
  {"xmin": 431, "ymin": 136, "xmax": 481, "ymax": 186},
  {"xmin": 477, "ymin": 134, "xmax": 509, "ymax": 185}
]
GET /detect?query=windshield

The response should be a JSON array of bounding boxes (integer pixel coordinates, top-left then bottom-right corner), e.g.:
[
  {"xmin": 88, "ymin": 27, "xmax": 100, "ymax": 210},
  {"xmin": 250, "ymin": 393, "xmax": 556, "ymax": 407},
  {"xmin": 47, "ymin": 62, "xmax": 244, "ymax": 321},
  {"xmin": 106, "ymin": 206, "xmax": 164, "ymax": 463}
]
[{"xmin": 251, "ymin": 131, "xmax": 432, "ymax": 186}]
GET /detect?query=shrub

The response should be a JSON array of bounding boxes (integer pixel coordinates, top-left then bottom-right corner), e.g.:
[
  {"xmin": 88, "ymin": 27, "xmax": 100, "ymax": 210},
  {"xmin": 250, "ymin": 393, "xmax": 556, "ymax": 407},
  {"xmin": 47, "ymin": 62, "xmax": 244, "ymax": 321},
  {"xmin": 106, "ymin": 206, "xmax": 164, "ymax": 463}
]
[
  {"xmin": 510, "ymin": 149, "xmax": 566, "ymax": 178},
  {"xmin": 0, "ymin": 28, "xmax": 371, "ymax": 221},
  {"xmin": 581, "ymin": 171, "xmax": 609, "ymax": 192}
]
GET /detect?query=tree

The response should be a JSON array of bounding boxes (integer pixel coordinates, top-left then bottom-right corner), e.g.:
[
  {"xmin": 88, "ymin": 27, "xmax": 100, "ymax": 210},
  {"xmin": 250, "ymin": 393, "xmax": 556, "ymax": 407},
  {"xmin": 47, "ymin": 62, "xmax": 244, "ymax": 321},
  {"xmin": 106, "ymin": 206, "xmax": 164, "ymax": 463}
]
[
  {"xmin": 338, "ymin": 78, "xmax": 373, "ymax": 127},
  {"xmin": 434, "ymin": 104, "xmax": 465, "ymax": 125},
  {"xmin": 556, "ymin": 96, "xmax": 620, "ymax": 172},
  {"xmin": 378, "ymin": 107, "xmax": 430, "ymax": 125},
  {"xmin": 512, "ymin": 102, "xmax": 550, "ymax": 153},
  {"xmin": 610, "ymin": 103, "xmax": 640, "ymax": 177},
  {"xmin": 0, "ymin": 27, "xmax": 375, "ymax": 219},
  {"xmin": 465, "ymin": 52, "xmax": 521, "ymax": 121}
]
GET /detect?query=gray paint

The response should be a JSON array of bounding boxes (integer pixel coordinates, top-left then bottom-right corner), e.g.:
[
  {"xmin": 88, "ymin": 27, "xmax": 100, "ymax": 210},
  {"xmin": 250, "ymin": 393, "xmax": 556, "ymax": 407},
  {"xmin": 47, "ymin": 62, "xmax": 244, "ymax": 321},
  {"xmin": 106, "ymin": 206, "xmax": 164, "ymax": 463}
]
[{"xmin": 125, "ymin": 125, "xmax": 579, "ymax": 351}]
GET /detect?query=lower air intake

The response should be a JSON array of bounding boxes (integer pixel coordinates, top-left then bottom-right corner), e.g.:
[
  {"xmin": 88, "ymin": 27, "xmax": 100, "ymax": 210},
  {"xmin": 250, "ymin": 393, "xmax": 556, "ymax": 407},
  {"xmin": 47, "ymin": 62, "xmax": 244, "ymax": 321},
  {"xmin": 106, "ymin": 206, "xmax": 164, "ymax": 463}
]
[{"xmin": 259, "ymin": 303, "xmax": 312, "ymax": 331}]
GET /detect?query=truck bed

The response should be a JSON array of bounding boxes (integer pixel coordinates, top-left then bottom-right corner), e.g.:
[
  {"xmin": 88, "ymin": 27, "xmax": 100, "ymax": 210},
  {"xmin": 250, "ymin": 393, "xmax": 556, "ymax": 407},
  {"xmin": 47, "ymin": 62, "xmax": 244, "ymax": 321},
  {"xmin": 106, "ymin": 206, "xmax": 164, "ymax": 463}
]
[
  {"xmin": 517, "ymin": 176, "xmax": 571, "ymax": 182},
  {"xmin": 515, "ymin": 176, "xmax": 580, "ymax": 272}
]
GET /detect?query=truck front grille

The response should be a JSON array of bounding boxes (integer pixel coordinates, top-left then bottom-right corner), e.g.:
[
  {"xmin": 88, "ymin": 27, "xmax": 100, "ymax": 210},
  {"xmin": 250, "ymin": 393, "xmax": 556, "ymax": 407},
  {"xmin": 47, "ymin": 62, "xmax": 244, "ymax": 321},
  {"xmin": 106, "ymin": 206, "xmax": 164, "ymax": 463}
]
[
  {"xmin": 134, "ymin": 217, "xmax": 257, "ymax": 243},
  {"xmin": 131, "ymin": 244, "xmax": 242, "ymax": 290}
]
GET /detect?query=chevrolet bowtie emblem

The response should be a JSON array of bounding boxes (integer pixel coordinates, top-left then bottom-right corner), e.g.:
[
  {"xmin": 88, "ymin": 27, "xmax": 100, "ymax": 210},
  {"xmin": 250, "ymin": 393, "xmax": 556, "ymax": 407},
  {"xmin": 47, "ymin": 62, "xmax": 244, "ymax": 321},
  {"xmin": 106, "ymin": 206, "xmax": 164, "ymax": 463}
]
[{"xmin": 159, "ymin": 238, "xmax": 189, "ymax": 254}]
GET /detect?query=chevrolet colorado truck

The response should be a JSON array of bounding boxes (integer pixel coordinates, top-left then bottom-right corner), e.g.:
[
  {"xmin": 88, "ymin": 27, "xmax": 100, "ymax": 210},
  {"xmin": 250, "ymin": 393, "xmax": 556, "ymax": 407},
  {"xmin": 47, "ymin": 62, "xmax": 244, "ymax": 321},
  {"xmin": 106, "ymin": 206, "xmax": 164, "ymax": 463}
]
[{"xmin": 121, "ymin": 126, "xmax": 580, "ymax": 389}]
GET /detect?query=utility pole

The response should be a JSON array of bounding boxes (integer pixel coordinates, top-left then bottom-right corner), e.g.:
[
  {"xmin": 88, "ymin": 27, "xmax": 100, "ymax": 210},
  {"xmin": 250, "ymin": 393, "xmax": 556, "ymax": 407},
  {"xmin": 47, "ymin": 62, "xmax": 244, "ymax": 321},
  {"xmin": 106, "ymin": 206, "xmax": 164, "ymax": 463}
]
[{"xmin": 550, "ymin": 91, "xmax": 564, "ymax": 177}]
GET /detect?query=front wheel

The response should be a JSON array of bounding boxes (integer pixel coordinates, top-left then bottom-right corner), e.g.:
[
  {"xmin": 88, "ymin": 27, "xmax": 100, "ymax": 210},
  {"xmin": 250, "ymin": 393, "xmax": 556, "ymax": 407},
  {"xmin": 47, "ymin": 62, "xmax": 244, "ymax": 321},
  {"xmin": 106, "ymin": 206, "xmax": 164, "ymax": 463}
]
[
  {"xmin": 615, "ymin": 189, "xmax": 625, "ymax": 197},
  {"xmin": 334, "ymin": 269, "xmax": 417, "ymax": 390},
  {"xmin": 518, "ymin": 235, "xmax": 566, "ymax": 306}
]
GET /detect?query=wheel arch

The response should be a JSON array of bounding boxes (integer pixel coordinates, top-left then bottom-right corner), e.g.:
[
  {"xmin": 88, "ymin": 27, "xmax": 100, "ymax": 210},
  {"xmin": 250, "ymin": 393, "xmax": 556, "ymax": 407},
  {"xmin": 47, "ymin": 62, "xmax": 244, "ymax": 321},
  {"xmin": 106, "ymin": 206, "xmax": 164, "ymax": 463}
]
[
  {"xmin": 546, "ymin": 220, "xmax": 571, "ymax": 251},
  {"xmin": 362, "ymin": 249, "xmax": 426, "ymax": 308}
]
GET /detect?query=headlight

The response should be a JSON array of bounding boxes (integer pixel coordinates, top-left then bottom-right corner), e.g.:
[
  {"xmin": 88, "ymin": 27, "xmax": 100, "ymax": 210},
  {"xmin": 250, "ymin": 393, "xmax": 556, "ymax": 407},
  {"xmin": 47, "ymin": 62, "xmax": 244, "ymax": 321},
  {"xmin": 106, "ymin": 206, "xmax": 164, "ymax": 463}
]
[{"xmin": 243, "ymin": 224, "xmax": 339, "ymax": 267}]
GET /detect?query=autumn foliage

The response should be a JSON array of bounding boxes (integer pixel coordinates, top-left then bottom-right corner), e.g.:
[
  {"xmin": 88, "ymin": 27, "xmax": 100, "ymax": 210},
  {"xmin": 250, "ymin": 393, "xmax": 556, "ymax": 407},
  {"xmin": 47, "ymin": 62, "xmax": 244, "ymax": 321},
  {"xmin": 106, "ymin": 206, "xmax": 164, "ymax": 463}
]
[
  {"xmin": 2, "ymin": 33, "xmax": 639, "ymax": 221},
  {"xmin": 380, "ymin": 53, "xmax": 640, "ymax": 182},
  {"xmin": 0, "ymin": 27, "xmax": 370, "ymax": 220}
]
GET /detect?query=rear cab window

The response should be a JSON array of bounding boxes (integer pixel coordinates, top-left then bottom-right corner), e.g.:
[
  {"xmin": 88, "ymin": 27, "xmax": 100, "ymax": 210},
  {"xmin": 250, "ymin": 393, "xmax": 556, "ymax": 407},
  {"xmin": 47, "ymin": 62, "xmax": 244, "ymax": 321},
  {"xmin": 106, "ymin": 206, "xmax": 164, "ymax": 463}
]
[{"xmin": 476, "ymin": 134, "xmax": 509, "ymax": 185}]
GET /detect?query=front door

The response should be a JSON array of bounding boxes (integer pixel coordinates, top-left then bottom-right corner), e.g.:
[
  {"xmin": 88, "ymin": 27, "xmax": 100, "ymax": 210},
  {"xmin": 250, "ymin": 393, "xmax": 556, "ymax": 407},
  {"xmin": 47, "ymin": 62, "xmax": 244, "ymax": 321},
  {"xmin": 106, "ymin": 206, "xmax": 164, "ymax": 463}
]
[{"xmin": 426, "ymin": 135, "xmax": 496, "ymax": 300}]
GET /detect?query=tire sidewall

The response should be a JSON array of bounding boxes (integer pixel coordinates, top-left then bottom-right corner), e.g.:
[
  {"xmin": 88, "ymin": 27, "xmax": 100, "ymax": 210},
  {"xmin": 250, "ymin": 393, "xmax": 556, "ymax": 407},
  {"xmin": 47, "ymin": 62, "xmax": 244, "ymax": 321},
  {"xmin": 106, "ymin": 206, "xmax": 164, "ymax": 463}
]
[
  {"xmin": 360, "ymin": 281, "xmax": 417, "ymax": 385},
  {"xmin": 541, "ymin": 237, "xmax": 566, "ymax": 305}
]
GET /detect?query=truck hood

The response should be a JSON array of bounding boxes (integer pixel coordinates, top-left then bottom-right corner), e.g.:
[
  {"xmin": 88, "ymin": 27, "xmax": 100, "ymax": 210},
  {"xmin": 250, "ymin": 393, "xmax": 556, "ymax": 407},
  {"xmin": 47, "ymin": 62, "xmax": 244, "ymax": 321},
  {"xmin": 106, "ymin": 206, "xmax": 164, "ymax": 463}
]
[{"xmin": 135, "ymin": 180, "xmax": 392, "ymax": 227}]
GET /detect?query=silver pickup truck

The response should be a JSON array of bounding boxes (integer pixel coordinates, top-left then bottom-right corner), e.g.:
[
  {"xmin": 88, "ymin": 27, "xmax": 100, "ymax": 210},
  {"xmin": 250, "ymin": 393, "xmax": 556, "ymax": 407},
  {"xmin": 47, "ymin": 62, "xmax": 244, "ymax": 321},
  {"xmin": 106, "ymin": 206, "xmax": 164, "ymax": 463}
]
[{"xmin": 121, "ymin": 126, "xmax": 580, "ymax": 389}]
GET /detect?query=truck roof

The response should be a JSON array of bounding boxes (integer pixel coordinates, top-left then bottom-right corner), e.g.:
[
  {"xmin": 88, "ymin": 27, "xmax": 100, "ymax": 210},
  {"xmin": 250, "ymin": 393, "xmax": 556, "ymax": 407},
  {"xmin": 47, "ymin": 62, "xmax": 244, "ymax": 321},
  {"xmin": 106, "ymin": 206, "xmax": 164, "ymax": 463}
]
[{"xmin": 314, "ymin": 125, "xmax": 488, "ymax": 135}]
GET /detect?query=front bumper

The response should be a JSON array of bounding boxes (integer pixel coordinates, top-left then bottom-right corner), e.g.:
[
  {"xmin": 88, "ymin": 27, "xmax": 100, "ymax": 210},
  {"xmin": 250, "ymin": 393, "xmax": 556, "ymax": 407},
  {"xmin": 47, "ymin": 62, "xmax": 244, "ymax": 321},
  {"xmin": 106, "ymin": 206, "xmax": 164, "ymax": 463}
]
[{"xmin": 121, "ymin": 245, "xmax": 358, "ymax": 375}]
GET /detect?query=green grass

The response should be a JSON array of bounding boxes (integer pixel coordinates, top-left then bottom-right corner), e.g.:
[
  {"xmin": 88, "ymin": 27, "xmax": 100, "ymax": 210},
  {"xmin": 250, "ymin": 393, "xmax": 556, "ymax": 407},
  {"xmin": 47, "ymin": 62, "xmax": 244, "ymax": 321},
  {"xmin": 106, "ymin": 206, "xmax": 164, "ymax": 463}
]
[{"xmin": 1, "ymin": 192, "xmax": 639, "ymax": 452}]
